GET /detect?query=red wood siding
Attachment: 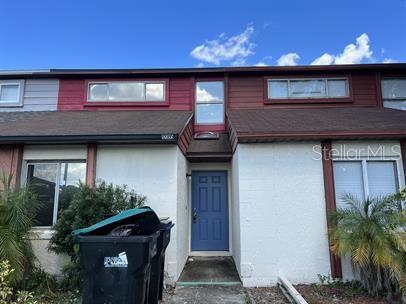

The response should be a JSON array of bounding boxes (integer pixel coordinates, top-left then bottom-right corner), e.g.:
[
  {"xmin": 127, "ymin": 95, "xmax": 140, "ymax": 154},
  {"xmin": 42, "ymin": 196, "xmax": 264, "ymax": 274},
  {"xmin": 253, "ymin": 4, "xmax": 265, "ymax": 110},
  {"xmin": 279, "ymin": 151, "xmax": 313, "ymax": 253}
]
[
  {"xmin": 401, "ymin": 140, "xmax": 406, "ymax": 184},
  {"xmin": 58, "ymin": 77, "xmax": 193, "ymax": 111},
  {"xmin": 228, "ymin": 72, "xmax": 380, "ymax": 109},
  {"xmin": 86, "ymin": 144, "xmax": 97, "ymax": 187},
  {"xmin": 178, "ymin": 116, "xmax": 194, "ymax": 154},
  {"xmin": 0, "ymin": 145, "xmax": 23, "ymax": 189},
  {"xmin": 321, "ymin": 140, "xmax": 342, "ymax": 278}
]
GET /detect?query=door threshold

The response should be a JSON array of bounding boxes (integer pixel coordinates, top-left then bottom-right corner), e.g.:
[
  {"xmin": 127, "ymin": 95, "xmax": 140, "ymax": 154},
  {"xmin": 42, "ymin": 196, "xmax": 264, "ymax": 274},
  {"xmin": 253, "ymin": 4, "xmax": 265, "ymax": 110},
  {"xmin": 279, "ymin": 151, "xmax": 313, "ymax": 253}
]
[{"xmin": 189, "ymin": 251, "xmax": 231, "ymax": 257}]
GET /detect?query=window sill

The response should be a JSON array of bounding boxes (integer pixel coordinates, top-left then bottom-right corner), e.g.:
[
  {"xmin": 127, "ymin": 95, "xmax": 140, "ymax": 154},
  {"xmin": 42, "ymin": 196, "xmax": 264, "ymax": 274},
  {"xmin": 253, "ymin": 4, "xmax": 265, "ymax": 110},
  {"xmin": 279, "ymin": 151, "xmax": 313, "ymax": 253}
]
[
  {"xmin": 265, "ymin": 98, "xmax": 353, "ymax": 104},
  {"xmin": 84, "ymin": 101, "xmax": 169, "ymax": 107},
  {"xmin": 29, "ymin": 227, "xmax": 54, "ymax": 240},
  {"xmin": 0, "ymin": 103, "xmax": 23, "ymax": 107}
]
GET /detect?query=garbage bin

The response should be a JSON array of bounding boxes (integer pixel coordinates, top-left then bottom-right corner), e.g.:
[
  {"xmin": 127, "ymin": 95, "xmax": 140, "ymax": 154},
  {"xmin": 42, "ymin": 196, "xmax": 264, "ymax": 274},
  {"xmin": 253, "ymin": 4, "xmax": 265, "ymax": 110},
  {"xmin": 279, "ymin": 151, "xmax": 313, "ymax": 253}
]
[
  {"xmin": 73, "ymin": 207, "xmax": 162, "ymax": 304},
  {"xmin": 148, "ymin": 219, "xmax": 174, "ymax": 304}
]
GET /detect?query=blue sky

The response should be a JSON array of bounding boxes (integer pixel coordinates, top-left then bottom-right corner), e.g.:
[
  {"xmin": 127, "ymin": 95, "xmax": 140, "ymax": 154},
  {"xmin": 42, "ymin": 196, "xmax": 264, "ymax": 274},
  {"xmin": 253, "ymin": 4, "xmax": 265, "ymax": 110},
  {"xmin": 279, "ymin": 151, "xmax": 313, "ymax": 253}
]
[{"xmin": 0, "ymin": 0, "xmax": 404, "ymax": 69}]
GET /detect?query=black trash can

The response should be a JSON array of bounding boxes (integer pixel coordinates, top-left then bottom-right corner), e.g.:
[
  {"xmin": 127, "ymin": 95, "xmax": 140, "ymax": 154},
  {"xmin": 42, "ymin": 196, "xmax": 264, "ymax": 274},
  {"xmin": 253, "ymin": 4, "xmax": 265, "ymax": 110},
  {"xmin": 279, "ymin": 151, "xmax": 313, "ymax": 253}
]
[
  {"xmin": 148, "ymin": 219, "xmax": 174, "ymax": 304},
  {"xmin": 73, "ymin": 207, "xmax": 162, "ymax": 304}
]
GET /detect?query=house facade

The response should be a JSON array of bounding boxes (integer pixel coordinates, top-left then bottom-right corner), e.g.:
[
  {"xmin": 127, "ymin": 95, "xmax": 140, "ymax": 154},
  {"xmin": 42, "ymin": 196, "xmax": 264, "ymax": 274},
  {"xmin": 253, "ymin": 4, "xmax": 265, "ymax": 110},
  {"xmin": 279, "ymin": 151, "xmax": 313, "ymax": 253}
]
[{"xmin": 0, "ymin": 64, "xmax": 405, "ymax": 286}]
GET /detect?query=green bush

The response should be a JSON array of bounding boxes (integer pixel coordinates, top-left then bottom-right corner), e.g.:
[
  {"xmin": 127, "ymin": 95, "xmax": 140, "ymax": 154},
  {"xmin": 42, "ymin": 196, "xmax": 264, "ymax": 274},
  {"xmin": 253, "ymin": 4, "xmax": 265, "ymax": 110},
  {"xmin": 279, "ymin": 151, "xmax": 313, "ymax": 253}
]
[
  {"xmin": 0, "ymin": 173, "xmax": 37, "ymax": 284},
  {"xmin": 49, "ymin": 180, "xmax": 146, "ymax": 289},
  {"xmin": 330, "ymin": 189, "xmax": 406, "ymax": 301},
  {"xmin": 0, "ymin": 260, "xmax": 37, "ymax": 304}
]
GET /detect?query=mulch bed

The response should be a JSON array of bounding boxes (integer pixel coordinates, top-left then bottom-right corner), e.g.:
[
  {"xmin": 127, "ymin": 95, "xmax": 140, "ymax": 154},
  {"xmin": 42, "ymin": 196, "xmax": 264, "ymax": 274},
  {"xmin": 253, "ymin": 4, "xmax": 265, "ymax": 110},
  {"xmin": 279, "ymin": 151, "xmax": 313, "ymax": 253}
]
[
  {"xmin": 246, "ymin": 287, "xmax": 289, "ymax": 304},
  {"xmin": 295, "ymin": 284, "xmax": 392, "ymax": 304}
]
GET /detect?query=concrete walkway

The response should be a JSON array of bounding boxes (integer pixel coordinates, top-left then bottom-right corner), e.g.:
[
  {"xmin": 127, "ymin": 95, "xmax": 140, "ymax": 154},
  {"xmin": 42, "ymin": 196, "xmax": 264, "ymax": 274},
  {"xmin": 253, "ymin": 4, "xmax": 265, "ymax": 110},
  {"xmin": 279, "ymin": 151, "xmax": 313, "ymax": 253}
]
[{"xmin": 166, "ymin": 285, "xmax": 248, "ymax": 304}]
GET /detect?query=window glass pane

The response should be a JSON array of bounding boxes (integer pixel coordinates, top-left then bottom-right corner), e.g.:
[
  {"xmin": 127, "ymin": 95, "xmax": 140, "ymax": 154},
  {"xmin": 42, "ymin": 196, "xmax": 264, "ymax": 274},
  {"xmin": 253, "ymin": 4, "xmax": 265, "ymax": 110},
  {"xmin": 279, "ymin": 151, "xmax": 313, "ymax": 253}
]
[
  {"xmin": 382, "ymin": 79, "xmax": 406, "ymax": 99},
  {"xmin": 109, "ymin": 82, "xmax": 144, "ymax": 101},
  {"xmin": 268, "ymin": 80, "xmax": 288, "ymax": 99},
  {"xmin": 333, "ymin": 161, "xmax": 364, "ymax": 208},
  {"xmin": 383, "ymin": 100, "xmax": 406, "ymax": 111},
  {"xmin": 27, "ymin": 164, "xmax": 58, "ymax": 227},
  {"xmin": 89, "ymin": 83, "xmax": 108, "ymax": 101},
  {"xmin": 290, "ymin": 80, "xmax": 326, "ymax": 98},
  {"xmin": 367, "ymin": 161, "xmax": 397, "ymax": 197},
  {"xmin": 328, "ymin": 79, "xmax": 348, "ymax": 97},
  {"xmin": 0, "ymin": 84, "xmax": 19, "ymax": 102},
  {"xmin": 196, "ymin": 103, "xmax": 224, "ymax": 124},
  {"xmin": 146, "ymin": 83, "xmax": 164, "ymax": 101},
  {"xmin": 58, "ymin": 163, "xmax": 86, "ymax": 212},
  {"xmin": 196, "ymin": 82, "xmax": 224, "ymax": 103}
]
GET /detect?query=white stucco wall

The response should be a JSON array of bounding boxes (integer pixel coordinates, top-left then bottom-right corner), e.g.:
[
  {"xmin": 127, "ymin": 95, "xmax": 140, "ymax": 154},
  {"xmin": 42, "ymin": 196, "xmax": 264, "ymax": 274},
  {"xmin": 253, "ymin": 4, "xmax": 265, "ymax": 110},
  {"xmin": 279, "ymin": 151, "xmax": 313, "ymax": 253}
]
[
  {"xmin": 96, "ymin": 145, "xmax": 188, "ymax": 283},
  {"xmin": 231, "ymin": 149, "xmax": 241, "ymax": 275},
  {"xmin": 23, "ymin": 145, "xmax": 87, "ymax": 276},
  {"xmin": 234, "ymin": 142, "xmax": 331, "ymax": 287}
]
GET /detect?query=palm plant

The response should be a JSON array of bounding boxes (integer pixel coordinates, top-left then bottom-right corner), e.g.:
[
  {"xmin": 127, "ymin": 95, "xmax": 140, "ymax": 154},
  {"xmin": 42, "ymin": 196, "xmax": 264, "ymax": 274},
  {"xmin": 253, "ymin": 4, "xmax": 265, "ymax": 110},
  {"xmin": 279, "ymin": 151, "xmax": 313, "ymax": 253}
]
[
  {"xmin": 0, "ymin": 173, "xmax": 37, "ymax": 283},
  {"xmin": 329, "ymin": 192, "xmax": 405, "ymax": 300}
]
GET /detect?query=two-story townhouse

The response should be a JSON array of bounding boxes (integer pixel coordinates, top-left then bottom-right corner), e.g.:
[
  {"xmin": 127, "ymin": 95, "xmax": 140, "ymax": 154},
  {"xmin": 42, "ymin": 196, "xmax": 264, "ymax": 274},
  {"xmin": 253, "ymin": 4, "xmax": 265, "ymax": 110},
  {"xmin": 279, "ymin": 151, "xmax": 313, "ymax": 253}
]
[{"xmin": 0, "ymin": 64, "xmax": 405, "ymax": 286}]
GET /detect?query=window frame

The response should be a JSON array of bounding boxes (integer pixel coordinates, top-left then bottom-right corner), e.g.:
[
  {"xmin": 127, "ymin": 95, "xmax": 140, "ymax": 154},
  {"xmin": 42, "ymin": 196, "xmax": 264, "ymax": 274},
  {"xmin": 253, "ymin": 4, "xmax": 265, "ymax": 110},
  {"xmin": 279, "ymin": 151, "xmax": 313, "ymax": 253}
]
[
  {"xmin": 381, "ymin": 78, "xmax": 406, "ymax": 101},
  {"xmin": 0, "ymin": 80, "xmax": 24, "ymax": 107},
  {"xmin": 194, "ymin": 80, "xmax": 225, "ymax": 125},
  {"xmin": 85, "ymin": 79, "xmax": 169, "ymax": 106},
  {"xmin": 333, "ymin": 157, "xmax": 404, "ymax": 203},
  {"xmin": 24, "ymin": 159, "xmax": 86, "ymax": 228},
  {"xmin": 265, "ymin": 76, "xmax": 352, "ymax": 104}
]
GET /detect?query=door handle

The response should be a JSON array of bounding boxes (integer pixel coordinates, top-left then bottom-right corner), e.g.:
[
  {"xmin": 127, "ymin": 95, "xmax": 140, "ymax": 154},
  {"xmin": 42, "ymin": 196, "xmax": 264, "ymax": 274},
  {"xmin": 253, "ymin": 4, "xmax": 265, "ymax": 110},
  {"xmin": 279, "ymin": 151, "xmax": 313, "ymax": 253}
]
[{"xmin": 193, "ymin": 209, "xmax": 198, "ymax": 223}]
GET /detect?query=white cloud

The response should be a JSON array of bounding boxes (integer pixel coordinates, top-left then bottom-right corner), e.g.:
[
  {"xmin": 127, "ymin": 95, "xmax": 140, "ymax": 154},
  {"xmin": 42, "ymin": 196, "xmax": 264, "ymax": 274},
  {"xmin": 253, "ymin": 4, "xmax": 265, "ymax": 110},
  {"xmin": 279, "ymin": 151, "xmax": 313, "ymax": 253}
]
[
  {"xmin": 311, "ymin": 33, "xmax": 373, "ymax": 65},
  {"xmin": 311, "ymin": 53, "xmax": 335, "ymax": 65},
  {"xmin": 383, "ymin": 58, "xmax": 396, "ymax": 63},
  {"xmin": 277, "ymin": 53, "xmax": 300, "ymax": 66},
  {"xmin": 196, "ymin": 87, "xmax": 221, "ymax": 102},
  {"xmin": 190, "ymin": 25, "xmax": 255, "ymax": 65},
  {"xmin": 254, "ymin": 61, "xmax": 268, "ymax": 66}
]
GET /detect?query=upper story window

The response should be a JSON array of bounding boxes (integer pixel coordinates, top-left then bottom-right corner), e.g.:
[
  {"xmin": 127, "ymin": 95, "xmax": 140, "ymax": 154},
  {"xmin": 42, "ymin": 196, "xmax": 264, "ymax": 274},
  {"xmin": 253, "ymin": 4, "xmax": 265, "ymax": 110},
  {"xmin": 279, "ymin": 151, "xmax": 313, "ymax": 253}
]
[
  {"xmin": 195, "ymin": 81, "xmax": 224, "ymax": 124},
  {"xmin": 88, "ymin": 81, "xmax": 165, "ymax": 102},
  {"xmin": 268, "ymin": 78, "xmax": 349, "ymax": 100},
  {"xmin": 0, "ymin": 80, "xmax": 24, "ymax": 106},
  {"xmin": 382, "ymin": 78, "xmax": 406, "ymax": 110}
]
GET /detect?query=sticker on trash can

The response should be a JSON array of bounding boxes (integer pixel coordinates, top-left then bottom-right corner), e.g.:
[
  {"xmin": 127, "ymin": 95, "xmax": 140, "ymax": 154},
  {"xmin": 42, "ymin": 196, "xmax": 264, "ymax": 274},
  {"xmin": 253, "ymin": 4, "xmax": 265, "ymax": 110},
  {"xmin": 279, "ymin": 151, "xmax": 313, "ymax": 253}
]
[{"xmin": 104, "ymin": 252, "xmax": 128, "ymax": 268}]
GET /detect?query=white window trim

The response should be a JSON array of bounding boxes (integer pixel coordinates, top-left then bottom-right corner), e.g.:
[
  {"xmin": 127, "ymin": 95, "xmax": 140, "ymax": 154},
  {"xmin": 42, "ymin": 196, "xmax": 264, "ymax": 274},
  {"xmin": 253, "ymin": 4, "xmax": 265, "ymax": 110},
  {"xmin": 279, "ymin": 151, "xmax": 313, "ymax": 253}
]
[
  {"xmin": 333, "ymin": 156, "xmax": 405, "ymax": 199},
  {"xmin": 87, "ymin": 80, "xmax": 166, "ymax": 102},
  {"xmin": 0, "ymin": 79, "xmax": 24, "ymax": 107},
  {"xmin": 24, "ymin": 160, "xmax": 86, "ymax": 228},
  {"xmin": 267, "ymin": 77, "xmax": 349, "ymax": 100},
  {"xmin": 195, "ymin": 81, "xmax": 225, "ymax": 125}
]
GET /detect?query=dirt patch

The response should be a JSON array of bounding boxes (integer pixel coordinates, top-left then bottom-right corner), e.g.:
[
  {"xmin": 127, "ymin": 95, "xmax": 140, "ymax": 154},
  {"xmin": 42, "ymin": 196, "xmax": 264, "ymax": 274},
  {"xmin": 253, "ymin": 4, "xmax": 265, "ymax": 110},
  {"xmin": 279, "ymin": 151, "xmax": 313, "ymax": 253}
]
[
  {"xmin": 295, "ymin": 284, "xmax": 391, "ymax": 304},
  {"xmin": 246, "ymin": 287, "xmax": 289, "ymax": 304}
]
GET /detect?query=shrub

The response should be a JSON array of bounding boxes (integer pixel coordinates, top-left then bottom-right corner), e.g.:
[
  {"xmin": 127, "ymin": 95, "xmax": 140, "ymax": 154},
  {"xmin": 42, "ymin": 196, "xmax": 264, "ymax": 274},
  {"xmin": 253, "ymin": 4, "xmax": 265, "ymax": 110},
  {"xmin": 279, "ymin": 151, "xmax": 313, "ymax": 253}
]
[
  {"xmin": 0, "ymin": 260, "xmax": 37, "ymax": 304},
  {"xmin": 0, "ymin": 173, "xmax": 37, "ymax": 283},
  {"xmin": 330, "ymin": 190, "xmax": 406, "ymax": 301},
  {"xmin": 49, "ymin": 180, "xmax": 146, "ymax": 289}
]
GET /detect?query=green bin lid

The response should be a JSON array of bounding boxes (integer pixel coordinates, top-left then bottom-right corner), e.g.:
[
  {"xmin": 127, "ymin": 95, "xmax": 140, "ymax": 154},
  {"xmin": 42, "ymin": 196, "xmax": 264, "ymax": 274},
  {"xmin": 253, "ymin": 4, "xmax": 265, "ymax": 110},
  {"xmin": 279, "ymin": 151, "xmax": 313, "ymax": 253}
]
[{"xmin": 72, "ymin": 207, "xmax": 154, "ymax": 236}]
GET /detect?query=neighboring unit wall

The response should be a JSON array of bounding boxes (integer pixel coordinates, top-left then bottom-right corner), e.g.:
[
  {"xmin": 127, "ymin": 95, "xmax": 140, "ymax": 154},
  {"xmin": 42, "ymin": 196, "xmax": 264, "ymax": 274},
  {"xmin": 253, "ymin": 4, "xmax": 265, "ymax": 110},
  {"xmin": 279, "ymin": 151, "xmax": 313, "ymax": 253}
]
[
  {"xmin": 234, "ymin": 142, "xmax": 331, "ymax": 286},
  {"xmin": 23, "ymin": 145, "xmax": 88, "ymax": 275},
  {"xmin": 0, "ymin": 79, "xmax": 59, "ymax": 112},
  {"xmin": 0, "ymin": 145, "xmax": 23, "ymax": 188},
  {"xmin": 228, "ymin": 72, "xmax": 380, "ymax": 109},
  {"xmin": 95, "ymin": 145, "xmax": 188, "ymax": 283}
]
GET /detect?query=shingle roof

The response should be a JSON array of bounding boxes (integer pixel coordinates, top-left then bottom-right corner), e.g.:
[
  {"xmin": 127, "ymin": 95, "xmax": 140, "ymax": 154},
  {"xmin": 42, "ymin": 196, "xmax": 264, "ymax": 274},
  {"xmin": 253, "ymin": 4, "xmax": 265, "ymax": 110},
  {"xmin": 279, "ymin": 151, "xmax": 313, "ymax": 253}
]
[
  {"xmin": 186, "ymin": 133, "xmax": 232, "ymax": 161},
  {"xmin": 227, "ymin": 107, "xmax": 406, "ymax": 141},
  {"xmin": 0, "ymin": 110, "xmax": 192, "ymax": 143}
]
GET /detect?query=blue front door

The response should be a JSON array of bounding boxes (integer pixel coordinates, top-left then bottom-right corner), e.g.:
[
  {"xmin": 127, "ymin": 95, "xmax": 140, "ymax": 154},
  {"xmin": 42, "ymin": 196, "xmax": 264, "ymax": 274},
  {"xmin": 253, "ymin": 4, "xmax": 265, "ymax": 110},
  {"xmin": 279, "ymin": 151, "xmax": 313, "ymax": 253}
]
[{"xmin": 191, "ymin": 171, "xmax": 229, "ymax": 251}]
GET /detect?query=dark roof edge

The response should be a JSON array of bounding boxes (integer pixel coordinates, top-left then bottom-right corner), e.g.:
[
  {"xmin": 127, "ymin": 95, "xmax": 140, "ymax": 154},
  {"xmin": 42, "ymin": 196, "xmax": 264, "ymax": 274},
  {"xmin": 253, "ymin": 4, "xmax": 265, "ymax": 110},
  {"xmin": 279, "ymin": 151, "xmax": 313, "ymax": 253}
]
[
  {"xmin": 237, "ymin": 131, "xmax": 406, "ymax": 142},
  {"xmin": 0, "ymin": 63, "xmax": 405, "ymax": 78},
  {"xmin": 0, "ymin": 134, "xmax": 179, "ymax": 144}
]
